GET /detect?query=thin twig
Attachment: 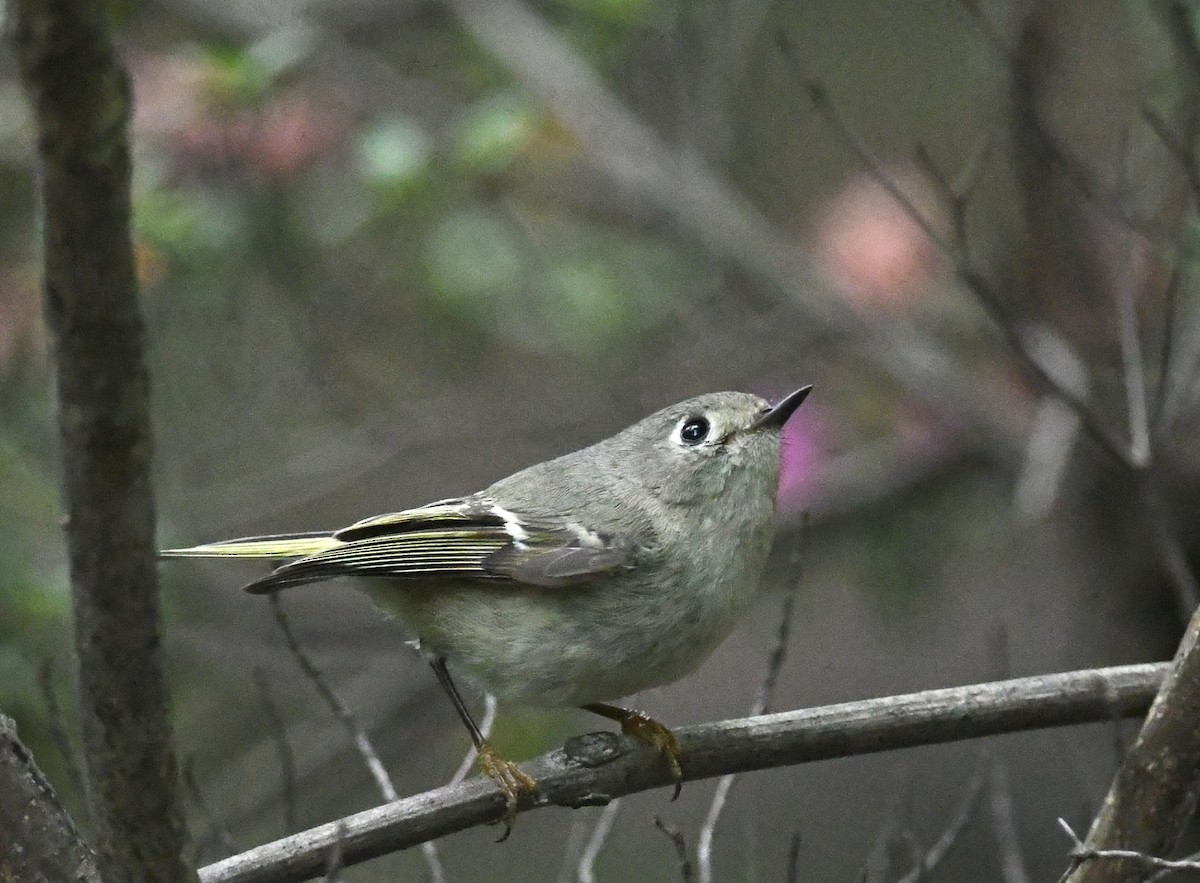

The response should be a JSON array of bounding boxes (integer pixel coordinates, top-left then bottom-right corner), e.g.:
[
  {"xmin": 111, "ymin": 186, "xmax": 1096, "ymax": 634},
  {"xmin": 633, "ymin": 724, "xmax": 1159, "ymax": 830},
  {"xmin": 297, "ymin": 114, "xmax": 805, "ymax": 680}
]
[
  {"xmin": 987, "ymin": 759, "xmax": 1031, "ymax": 883},
  {"xmin": 1163, "ymin": 2, "xmax": 1200, "ymax": 202},
  {"xmin": 420, "ymin": 693, "xmax": 498, "ymax": 883},
  {"xmin": 323, "ymin": 823, "xmax": 345, "ymax": 883},
  {"xmin": 1142, "ymin": 481, "xmax": 1200, "ymax": 622},
  {"xmin": 1148, "ymin": 845, "xmax": 1200, "ymax": 883},
  {"xmin": 784, "ymin": 830, "xmax": 802, "ymax": 883},
  {"xmin": 555, "ymin": 813, "xmax": 594, "ymax": 883},
  {"xmin": 654, "ymin": 817, "xmax": 695, "ymax": 883},
  {"xmin": 1151, "ymin": 263, "xmax": 1182, "ymax": 435},
  {"xmin": 912, "ymin": 131, "xmax": 994, "ymax": 251},
  {"xmin": 450, "ymin": 694, "xmax": 497, "ymax": 785},
  {"xmin": 419, "ymin": 839, "xmax": 446, "ymax": 883},
  {"xmin": 696, "ymin": 581, "xmax": 799, "ymax": 883},
  {"xmin": 891, "ymin": 756, "xmax": 988, "ymax": 883},
  {"xmin": 862, "ymin": 787, "xmax": 909, "ymax": 883},
  {"xmin": 269, "ymin": 595, "xmax": 398, "ymax": 802},
  {"xmin": 1112, "ymin": 127, "xmax": 1152, "ymax": 468},
  {"xmin": 577, "ymin": 799, "xmax": 622, "ymax": 883},
  {"xmin": 955, "ymin": 0, "xmax": 1013, "ymax": 61},
  {"xmin": 1057, "ymin": 818, "xmax": 1200, "ymax": 878},
  {"xmin": 36, "ymin": 658, "xmax": 85, "ymax": 808},
  {"xmin": 1142, "ymin": 108, "xmax": 1200, "ymax": 209},
  {"xmin": 696, "ymin": 775, "xmax": 736, "ymax": 883},
  {"xmin": 183, "ymin": 756, "xmax": 239, "ymax": 857},
  {"xmin": 252, "ymin": 669, "xmax": 299, "ymax": 835}
]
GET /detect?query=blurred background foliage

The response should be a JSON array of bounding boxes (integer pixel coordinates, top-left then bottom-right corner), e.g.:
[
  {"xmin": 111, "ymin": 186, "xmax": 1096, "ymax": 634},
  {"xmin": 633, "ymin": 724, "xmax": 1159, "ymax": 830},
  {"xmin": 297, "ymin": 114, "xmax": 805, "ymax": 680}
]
[{"xmin": 3, "ymin": 0, "xmax": 1200, "ymax": 879}]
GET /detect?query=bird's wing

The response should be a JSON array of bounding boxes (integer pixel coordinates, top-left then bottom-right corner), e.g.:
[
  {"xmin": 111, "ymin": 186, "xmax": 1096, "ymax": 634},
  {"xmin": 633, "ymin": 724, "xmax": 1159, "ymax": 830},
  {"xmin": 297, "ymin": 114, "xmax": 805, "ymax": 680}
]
[{"xmin": 163, "ymin": 498, "xmax": 638, "ymax": 593}]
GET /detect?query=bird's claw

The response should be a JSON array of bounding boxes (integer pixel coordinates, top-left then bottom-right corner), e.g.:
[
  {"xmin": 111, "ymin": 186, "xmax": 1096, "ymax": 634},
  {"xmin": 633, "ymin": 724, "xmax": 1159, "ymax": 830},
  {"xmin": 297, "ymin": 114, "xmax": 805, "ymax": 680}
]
[
  {"xmin": 618, "ymin": 710, "xmax": 684, "ymax": 799},
  {"xmin": 477, "ymin": 742, "xmax": 539, "ymax": 840}
]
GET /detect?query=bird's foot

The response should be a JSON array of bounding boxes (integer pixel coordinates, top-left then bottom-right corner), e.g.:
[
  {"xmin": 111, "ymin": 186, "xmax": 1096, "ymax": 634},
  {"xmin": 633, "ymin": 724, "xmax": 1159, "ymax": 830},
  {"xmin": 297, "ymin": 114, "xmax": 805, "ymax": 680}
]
[
  {"xmin": 617, "ymin": 710, "xmax": 684, "ymax": 799},
  {"xmin": 477, "ymin": 742, "xmax": 539, "ymax": 840}
]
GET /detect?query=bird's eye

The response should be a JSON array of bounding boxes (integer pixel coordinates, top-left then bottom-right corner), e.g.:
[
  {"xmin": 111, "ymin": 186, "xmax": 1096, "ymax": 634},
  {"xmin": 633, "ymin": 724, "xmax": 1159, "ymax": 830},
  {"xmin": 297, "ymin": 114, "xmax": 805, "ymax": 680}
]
[{"xmin": 679, "ymin": 416, "xmax": 710, "ymax": 446}]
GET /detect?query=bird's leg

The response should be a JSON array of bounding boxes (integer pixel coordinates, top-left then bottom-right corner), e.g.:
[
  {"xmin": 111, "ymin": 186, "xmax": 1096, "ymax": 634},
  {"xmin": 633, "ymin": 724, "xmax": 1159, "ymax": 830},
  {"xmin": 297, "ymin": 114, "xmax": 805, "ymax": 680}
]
[
  {"xmin": 581, "ymin": 702, "xmax": 683, "ymax": 799},
  {"xmin": 429, "ymin": 657, "xmax": 537, "ymax": 839}
]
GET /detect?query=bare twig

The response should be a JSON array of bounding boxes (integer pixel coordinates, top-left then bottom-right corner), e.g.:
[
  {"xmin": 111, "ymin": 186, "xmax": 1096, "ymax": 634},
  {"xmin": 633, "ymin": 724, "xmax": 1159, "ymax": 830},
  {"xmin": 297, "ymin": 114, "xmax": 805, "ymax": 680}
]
[
  {"xmin": 1142, "ymin": 108, "xmax": 1200, "ymax": 209},
  {"xmin": 913, "ymin": 132, "xmax": 995, "ymax": 249},
  {"xmin": 449, "ymin": 694, "xmax": 497, "ymax": 786},
  {"xmin": 184, "ymin": 756, "xmax": 239, "ymax": 857},
  {"xmin": 1141, "ymin": 482, "xmax": 1200, "ymax": 622},
  {"xmin": 1112, "ymin": 128, "xmax": 1152, "ymax": 468},
  {"xmin": 987, "ymin": 759, "xmax": 1031, "ymax": 883},
  {"xmin": 1013, "ymin": 391, "xmax": 1083, "ymax": 521},
  {"xmin": 697, "ymin": 589, "xmax": 798, "ymax": 883},
  {"xmin": 554, "ymin": 814, "xmax": 594, "ymax": 883},
  {"xmin": 268, "ymin": 595, "xmax": 398, "ymax": 803},
  {"xmin": 1161, "ymin": 2, "xmax": 1200, "ymax": 202},
  {"xmin": 1057, "ymin": 818, "xmax": 1200, "ymax": 880},
  {"xmin": 1148, "ymin": 846, "xmax": 1200, "ymax": 883},
  {"xmin": 862, "ymin": 789, "xmax": 909, "ymax": 883},
  {"xmin": 36, "ymin": 658, "xmax": 85, "ymax": 808},
  {"xmin": 891, "ymin": 756, "xmax": 988, "ymax": 883},
  {"xmin": 323, "ymin": 823, "xmax": 345, "ymax": 883},
  {"xmin": 654, "ymin": 817, "xmax": 695, "ymax": 883},
  {"xmin": 1151, "ymin": 264, "xmax": 1182, "ymax": 435},
  {"xmin": 955, "ymin": 0, "xmax": 1013, "ymax": 61},
  {"xmin": 198, "ymin": 663, "xmax": 1167, "ymax": 883},
  {"xmin": 784, "ymin": 830, "xmax": 802, "ymax": 883},
  {"xmin": 576, "ymin": 799, "xmax": 622, "ymax": 883},
  {"xmin": 420, "ymin": 693, "xmax": 498, "ymax": 883},
  {"xmin": 252, "ymin": 669, "xmax": 299, "ymax": 836}
]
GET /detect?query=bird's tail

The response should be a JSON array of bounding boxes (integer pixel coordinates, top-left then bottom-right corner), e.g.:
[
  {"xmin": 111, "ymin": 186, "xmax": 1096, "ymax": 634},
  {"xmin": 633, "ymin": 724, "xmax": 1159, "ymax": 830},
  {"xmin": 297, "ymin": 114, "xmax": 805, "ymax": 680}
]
[{"xmin": 160, "ymin": 532, "xmax": 342, "ymax": 561}]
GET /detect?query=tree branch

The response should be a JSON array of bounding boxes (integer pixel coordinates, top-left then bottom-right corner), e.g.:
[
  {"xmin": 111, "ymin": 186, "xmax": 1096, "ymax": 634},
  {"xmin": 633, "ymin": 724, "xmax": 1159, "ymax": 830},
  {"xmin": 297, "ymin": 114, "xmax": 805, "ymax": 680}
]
[
  {"xmin": 0, "ymin": 715, "xmax": 101, "ymax": 883},
  {"xmin": 1066, "ymin": 602, "xmax": 1200, "ymax": 883},
  {"xmin": 199, "ymin": 663, "xmax": 1167, "ymax": 883},
  {"xmin": 11, "ymin": 1, "xmax": 194, "ymax": 880}
]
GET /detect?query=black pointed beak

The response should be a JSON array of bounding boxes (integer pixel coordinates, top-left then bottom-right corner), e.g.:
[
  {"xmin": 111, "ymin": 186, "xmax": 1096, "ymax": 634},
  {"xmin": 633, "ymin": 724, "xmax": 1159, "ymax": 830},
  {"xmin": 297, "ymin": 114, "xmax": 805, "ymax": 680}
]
[{"xmin": 749, "ymin": 385, "xmax": 812, "ymax": 431}]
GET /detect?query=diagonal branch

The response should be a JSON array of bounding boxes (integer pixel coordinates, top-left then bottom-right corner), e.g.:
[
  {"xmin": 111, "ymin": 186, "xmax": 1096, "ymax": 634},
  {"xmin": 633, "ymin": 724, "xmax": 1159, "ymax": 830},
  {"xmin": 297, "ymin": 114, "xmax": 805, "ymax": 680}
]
[
  {"xmin": 0, "ymin": 714, "xmax": 101, "ymax": 883},
  {"xmin": 1066, "ymin": 602, "xmax": 1200, "ymax": 883},
  {"xmin": 199, "ymin": 663, "xmax": 1167, "ymax": 883}
]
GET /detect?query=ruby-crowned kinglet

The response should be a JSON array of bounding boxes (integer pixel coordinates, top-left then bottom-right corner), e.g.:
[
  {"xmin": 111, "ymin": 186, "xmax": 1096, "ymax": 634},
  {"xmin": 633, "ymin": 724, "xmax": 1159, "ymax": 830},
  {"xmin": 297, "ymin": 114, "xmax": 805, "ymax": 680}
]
[{"xmin": 163, "ymin": 386, "xmax": 811, "ymax": 831}]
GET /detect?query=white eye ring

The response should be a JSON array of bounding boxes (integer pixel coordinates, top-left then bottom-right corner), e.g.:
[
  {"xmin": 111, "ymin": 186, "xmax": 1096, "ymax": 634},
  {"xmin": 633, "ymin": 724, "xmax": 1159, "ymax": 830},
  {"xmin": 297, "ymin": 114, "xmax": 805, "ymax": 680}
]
[{"xmin": 675, "ymin": 414, "xmax": 711, "ymax": 446}]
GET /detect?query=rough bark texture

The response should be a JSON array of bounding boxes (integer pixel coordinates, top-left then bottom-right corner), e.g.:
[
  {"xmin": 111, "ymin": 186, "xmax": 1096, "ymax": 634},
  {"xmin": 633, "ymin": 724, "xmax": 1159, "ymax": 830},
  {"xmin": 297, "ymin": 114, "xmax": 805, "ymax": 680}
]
[
  {"xmin": 0, "ymin": 715, "xmax": 102, "ymax": 883},
  {"xmin": 1068, "ymin": 612, "xmax": 1200, "ymax": 883},
  {"xmin": 1010, "ymin": 5, "xmax": 1200, "ymax": 881},
  {"xmin": 11, "ymin": 3, "xmax": 194, "ymax": 882}
]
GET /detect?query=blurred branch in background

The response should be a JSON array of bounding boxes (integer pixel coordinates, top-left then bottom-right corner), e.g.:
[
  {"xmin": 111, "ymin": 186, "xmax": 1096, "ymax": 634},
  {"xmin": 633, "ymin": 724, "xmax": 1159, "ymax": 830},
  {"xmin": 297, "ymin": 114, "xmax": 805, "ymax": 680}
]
[{"xmin": 446, "ymin": 0, "xmax": 1026, "ymax": 461}]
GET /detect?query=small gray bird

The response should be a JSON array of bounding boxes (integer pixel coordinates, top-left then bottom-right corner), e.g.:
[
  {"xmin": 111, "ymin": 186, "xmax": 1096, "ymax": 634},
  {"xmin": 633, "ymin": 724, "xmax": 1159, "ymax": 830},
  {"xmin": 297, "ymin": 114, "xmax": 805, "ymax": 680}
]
[{"xmin": 163, "ymin": 386, "xmax": 810, "ymax": 832}]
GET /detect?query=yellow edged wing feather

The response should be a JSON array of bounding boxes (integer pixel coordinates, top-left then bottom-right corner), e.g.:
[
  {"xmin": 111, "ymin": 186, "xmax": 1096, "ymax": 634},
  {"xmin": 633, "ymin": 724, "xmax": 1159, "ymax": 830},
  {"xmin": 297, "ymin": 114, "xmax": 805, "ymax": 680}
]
[{"xmin": 161, "ymin": 496, "xmax": 638, "ymax": 594}]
